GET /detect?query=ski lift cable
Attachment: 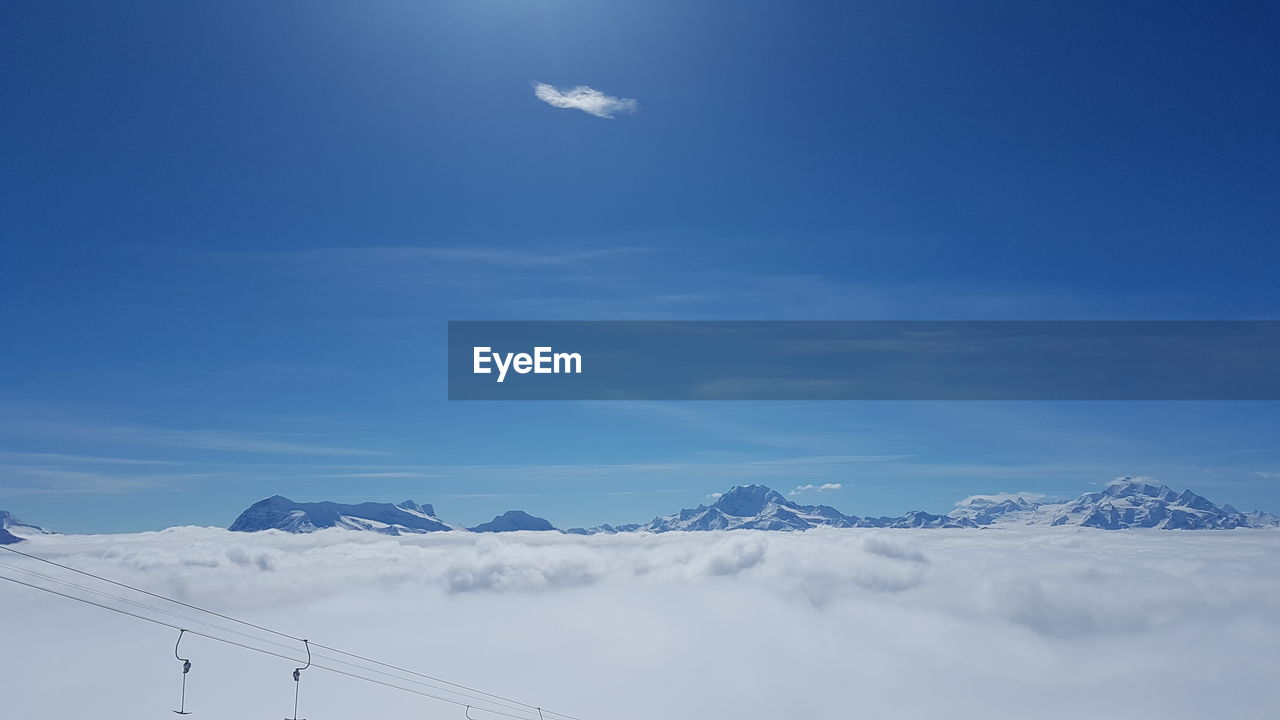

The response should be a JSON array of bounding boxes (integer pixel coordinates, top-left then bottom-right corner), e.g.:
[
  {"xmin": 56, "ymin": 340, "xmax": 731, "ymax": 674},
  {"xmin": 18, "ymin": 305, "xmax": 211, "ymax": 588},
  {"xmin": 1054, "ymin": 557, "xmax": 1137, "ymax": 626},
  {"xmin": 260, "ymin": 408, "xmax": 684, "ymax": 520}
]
[
  {"xmin": 0, "ymin": 545, "xmax": 585, "ymax": 720},
  {"xmin": 307, "ymin": 641, "xmax": 585, "ymax": 720},
  {"xmin": 0, "ymin": 544, "xmax": 306, "ymax": 639},
  {"xmin": 0, "ymin": 558, "xmax": 549, "ymax": 716},
  {"xmin": 0, "ymin": 559, "xmax": 307, "ymax": 654},
  {"xmin": 0, "ymin": 569, "xmax": 545, "ymax": 720},
  {"xmin": 0, "ymin": 566, "xmax": 560, "ymax": 717},
  {"xmin": 0, "ymin": 570, "xmax": 569, "ymax": 720}
]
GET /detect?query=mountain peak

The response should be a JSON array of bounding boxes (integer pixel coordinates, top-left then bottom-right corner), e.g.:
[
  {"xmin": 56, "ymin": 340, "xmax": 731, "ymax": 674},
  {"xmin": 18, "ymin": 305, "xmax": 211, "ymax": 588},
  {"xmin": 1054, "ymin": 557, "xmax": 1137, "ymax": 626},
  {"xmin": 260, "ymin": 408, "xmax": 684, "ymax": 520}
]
[
  {"xmin": 469, "ymin": 510, "xmax": 556, "ymax": 533},
  {"xmin": 641, "ymin": 485, "xmax": 859, "ymax": 532},
  {"xmin": 396, "ymin": 500, "xmax": 437, "ymax": 517},
  {"xmin": 1104, "ymin": 477, "xmax": 1168, "ymax": 497},
  {"xmin": 0, "ymin": 509, "xmax": 51, "ymax": 538},
  {"xmin": 712, "ymin": 485, "xmax": 792, "ymax": 517},
  {"xmin": 230, "ymin": 497, "xmax": 451, "ymax": 534}
]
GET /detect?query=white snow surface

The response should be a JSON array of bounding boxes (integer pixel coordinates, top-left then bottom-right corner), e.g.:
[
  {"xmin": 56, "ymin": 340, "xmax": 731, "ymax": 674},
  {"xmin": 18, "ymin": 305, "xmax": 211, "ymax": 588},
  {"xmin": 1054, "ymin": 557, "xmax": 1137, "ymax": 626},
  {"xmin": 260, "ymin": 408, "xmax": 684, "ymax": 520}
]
[{"xmin": 2, "ymin": 526, "xmax": 1278, "ymax": 719}]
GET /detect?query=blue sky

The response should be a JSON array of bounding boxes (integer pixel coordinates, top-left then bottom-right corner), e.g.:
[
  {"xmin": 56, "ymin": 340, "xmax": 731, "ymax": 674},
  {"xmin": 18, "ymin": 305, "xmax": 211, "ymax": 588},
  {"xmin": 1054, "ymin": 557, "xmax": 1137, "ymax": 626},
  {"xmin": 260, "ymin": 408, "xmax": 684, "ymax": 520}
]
[{"xmin": 2, "ymin": 1, "xmax": 1278, "ymax": 532}]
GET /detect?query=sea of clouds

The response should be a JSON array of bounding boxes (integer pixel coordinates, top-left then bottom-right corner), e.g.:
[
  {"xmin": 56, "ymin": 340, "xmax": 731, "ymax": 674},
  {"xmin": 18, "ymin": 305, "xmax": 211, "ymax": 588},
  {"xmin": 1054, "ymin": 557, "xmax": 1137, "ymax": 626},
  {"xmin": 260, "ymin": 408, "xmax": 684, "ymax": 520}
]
[{"xmin": 3, "ymin": 527, "xmax": 1279, "ymax": 719}]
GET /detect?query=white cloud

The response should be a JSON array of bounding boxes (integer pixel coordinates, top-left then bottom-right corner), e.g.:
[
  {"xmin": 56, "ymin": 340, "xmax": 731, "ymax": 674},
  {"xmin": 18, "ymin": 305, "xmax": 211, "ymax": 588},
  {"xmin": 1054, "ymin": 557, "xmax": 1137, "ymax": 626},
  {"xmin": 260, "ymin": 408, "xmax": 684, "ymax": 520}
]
[
  {"xmin": 789, "ymin": 483, "xmax": 842, "ymax": 496},
  {"xmin": 533, "ymin": 82, "xmax": 638, "ymax": 118},
  {"xmin": 3, "ymin": 528, "xmax": 1279, "ymax": 719}
]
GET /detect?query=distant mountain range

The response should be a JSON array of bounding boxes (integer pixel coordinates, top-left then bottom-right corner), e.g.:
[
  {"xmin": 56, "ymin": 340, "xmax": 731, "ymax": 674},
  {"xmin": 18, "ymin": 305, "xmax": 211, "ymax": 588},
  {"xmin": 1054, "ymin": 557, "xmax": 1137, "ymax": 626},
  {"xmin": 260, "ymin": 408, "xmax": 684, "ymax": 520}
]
[
  {"xmin": 221, "ymin": 479, "xmax": 1280, "ymax": 537},
  {"xmin": 4, "ymin": 481, "xmax": 1275, "ymax": 541}
]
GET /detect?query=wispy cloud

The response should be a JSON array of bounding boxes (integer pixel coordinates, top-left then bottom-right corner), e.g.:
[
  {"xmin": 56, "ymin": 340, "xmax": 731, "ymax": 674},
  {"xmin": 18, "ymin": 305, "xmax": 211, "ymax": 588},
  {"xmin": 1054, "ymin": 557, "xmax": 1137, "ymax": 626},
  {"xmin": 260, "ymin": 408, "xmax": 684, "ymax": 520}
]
[
  {"xmin": 0, "ymin": 466, "xmax": 224, "ymax": 496},
  {"xmin": 789, "ymin": 483, "xmax": 843, "ymax": 496},
  {"xmin": 353, "ymin": 246, "xmax": 646, "ymax": 267},
  {"xmin": 533, "ymin": 82, "xmax": 638, "ymax": 118},
  {"xmin": 316, "ymin": 472, "xmax": 444, "ymax": 479},
  {"xmin": 752, "ymin": 455, "xmax": 910, "ymax": 466},
  {"xmin": 0, "ymin": 451, "xmax": 181, "ymax": 466},
  {"xmin": 233, "ymin": 245, "xmax": 648, "ymax": 272},
  {"xmin": 8, "ymin": 417, "xmax": 384, "ymax": 458},
  {"xmin": 98, "ymin": 426, "xmax": 385, "ymax": 457}
]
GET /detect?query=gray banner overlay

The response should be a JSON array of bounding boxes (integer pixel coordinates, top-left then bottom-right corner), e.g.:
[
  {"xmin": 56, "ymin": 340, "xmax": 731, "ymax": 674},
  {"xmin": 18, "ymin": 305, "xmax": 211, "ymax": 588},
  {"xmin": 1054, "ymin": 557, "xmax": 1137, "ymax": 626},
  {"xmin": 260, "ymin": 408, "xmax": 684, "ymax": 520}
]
[{"xmin": 448, "ymin": 321, "xmax": 1280, "ymax": 400}]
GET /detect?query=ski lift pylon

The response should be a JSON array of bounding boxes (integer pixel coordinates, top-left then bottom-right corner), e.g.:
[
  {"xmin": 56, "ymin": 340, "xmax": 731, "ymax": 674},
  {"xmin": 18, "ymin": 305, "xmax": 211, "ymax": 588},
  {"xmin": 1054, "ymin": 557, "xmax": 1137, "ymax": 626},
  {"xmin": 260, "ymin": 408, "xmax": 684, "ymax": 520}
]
[
  {"xmin": 285, "ymin": 639, "xmax": 311, "ymax": 720},
  {"xmin": 173, "ymin": 629, "xmax": 193, "ymax": 715}
]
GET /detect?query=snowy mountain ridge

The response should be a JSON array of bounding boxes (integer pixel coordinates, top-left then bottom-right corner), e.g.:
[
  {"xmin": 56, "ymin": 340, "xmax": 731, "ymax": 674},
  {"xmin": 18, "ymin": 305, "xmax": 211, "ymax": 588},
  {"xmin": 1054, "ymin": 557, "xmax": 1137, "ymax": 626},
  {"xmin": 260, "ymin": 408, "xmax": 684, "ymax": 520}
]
[{"xmin": 949, "ymin": 478, "xmax": 1280, "ymax": 530}]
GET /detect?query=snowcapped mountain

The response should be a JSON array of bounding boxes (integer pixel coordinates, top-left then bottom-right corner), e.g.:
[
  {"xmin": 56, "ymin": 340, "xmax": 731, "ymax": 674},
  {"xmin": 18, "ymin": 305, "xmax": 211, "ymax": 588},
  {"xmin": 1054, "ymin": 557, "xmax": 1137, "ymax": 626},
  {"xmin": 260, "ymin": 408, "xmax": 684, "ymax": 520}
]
[
  {"xmin": 949, "ymin": 479, "xmax": 1279, "ymax": 530},
  {"xmin": 0, "ymin": 510, "xmax": 51, "ymax": 540},
  {"xmin": 229, "ymin": 496, "xmax": 452, "ymax": 534},
  {"xmin": 639, "ymin": 485, "xmax": 861, "ymax": 532},
  {"xmin": 632, "ymin": 484, "xmax": 975, "ymax": 532},
  {"xmin": 469, "ymin": 510, "xmax": 557, "ymax": 533},
  {"xmin": 948, "ymin": 495, "xmax": 1043, "ymax": 525},
  {"xmin": 1047, "ymin": 479, "xmax": 1252, "ymax": 529},
  {"xmin": 0, "ymin": 527, "xmax": 21, "ymax": 545}
]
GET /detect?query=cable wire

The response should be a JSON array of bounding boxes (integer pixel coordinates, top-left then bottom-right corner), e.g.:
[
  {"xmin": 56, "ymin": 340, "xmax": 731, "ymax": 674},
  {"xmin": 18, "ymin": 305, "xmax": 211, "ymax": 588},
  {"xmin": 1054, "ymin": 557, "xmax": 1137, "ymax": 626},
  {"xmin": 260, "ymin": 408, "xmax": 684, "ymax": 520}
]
[
  {"xmin": 0, "ymin": 558, "xmax": 543, "ymax": 715},
  {"xmin": 0, "ymin": 545, "xmax": 594, "ymax": 720},
  {"xmin": 0, "ymin": 558, "xmax": 551, "ymax": 716},
  {"xmin": 0, "ymin": 570, "xmax": 553, "ymax": 720}
]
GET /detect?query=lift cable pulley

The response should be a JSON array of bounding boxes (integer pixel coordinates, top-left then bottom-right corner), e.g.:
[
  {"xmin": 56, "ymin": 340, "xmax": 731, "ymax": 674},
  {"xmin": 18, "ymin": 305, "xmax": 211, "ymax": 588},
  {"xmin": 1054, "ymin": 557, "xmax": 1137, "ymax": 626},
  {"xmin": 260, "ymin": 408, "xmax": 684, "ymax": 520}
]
[{"xmin": 173, "ymin": 629, "xmax": 193, "ymax": 715}]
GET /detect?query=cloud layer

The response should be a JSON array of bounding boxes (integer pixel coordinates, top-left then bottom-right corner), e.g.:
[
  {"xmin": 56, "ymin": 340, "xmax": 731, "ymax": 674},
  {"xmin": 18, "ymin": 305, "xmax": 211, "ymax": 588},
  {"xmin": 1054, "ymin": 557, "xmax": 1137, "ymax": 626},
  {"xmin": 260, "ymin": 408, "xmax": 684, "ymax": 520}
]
[
  {"xmin": 3, "ymin": 527, "xmax": 1279, "ymax": 719},
  {"xmin": 534, "ymin": 83, "xmax": 638, "ymax": 118}
]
